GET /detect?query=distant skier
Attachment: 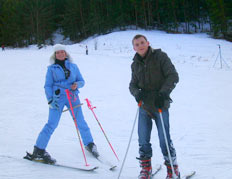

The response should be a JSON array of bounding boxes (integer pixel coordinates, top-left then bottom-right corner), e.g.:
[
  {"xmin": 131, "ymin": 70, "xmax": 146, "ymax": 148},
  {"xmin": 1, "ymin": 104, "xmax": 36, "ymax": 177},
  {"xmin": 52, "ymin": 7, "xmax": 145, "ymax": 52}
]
[
  {"xmin": 26, "ymin": 44, "xmax": 99, "ymax": 164},
  {"xmin": 86, "ymin": 45, "xmax": 88, "ymax": 55},
  {"xmin": 129, "ymin": 34, "xmax": 180, "ymax": 179},
  {"xmin": 1, "ymin": 44, "xmax": 5, "ymax": 51}
]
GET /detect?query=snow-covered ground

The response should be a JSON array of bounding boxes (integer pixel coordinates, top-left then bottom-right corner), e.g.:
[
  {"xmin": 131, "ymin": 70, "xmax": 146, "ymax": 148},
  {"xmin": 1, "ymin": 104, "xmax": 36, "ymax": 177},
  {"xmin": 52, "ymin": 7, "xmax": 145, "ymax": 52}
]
[{"xmin": 0, "ymin": 30, "xmax": 232, "ymax": 179}]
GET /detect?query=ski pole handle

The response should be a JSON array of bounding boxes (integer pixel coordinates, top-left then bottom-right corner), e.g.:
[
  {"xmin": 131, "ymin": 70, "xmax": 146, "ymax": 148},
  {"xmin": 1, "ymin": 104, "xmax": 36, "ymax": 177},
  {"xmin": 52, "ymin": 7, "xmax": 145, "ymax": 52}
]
[{"xmin": 85, "ymin": 98, "xmax": 96, "ymax": 110}]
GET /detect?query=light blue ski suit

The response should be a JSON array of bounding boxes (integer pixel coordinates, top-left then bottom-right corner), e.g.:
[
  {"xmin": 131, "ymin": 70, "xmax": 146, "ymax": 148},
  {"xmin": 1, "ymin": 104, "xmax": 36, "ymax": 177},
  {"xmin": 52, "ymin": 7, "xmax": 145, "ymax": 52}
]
[{"xmin": 35, "ymin": 59, "xmax": 93, "ymax": 149}]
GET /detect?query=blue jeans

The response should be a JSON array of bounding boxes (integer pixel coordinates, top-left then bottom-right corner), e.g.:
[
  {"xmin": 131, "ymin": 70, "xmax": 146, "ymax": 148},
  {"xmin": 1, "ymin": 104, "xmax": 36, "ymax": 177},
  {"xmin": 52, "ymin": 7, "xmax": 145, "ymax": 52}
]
[
  {"xmin": 35, "ymin": 94, "xmax": 93, "ymax": 149},
  {"xmin": 138, "ymin": 107, "xmax": 177, "ymax": 164}
]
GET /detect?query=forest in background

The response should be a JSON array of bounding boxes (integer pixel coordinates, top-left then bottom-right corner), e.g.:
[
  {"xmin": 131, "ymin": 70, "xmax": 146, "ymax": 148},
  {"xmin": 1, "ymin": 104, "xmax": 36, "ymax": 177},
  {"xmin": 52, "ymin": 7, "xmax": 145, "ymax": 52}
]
[{"xmin": 0, "ymin": 0, "xmax": 232, "ymax": 47}]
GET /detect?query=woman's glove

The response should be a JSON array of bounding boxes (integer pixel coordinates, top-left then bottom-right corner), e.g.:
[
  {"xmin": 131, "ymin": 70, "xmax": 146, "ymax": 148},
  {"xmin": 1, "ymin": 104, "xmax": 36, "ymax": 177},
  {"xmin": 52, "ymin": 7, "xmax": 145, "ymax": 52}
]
[{"xmin": 48, "ymin": 89, "xmax": 60, "ymax": 110}]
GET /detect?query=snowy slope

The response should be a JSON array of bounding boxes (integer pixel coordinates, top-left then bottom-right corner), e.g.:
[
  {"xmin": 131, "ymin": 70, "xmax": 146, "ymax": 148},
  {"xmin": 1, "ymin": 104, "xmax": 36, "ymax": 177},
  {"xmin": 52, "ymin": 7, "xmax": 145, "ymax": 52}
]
[{"xmin": 0, "ymin": 30, "xmax": 232, "ymax": 179}]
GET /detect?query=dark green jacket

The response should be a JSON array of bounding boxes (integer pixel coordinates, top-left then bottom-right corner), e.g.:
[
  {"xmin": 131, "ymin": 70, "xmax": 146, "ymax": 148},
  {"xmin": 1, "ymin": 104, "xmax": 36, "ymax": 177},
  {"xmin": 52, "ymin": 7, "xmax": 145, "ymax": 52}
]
[{"xmin": 129, "ymin": 47, "xmax": 179, "ymax": 113}]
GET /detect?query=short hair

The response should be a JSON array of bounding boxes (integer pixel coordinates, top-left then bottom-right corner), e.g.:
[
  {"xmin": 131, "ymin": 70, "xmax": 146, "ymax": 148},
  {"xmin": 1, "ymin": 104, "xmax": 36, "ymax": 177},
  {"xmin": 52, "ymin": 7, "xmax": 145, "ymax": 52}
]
[{"xmin": 132, "ymin": 34, "xmax": 147, "ymax": 45}]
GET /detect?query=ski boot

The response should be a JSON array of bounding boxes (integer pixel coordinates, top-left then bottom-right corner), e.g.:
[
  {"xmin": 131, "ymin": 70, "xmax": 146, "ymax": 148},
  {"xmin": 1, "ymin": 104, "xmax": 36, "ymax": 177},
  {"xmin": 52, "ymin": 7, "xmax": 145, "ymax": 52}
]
[
  {"xmin": 31, "ymin": 146, "xmax": 56, "ymax": 164},
  {"xmin": 137, "ymin": 157, "xmax": 152, "ymax": 179},
  {"xmin": 85, "ymin": 142, "xmax": 99, "ymax": 158},
  {"xmin": 165, "ymin": 161, "xmax": 180, "ymax": 179}
]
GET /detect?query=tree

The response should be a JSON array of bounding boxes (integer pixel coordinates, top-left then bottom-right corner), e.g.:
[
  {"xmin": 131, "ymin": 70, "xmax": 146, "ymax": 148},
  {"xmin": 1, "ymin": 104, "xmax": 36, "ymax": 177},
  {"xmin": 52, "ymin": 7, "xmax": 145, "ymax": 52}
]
[
  {"xmin": 206, "ymin": 0, "xmax": 228, "ymax": 38},
  {"xmin": 21, "ymin": 0, "xmax": 55, "ymax": 45}
]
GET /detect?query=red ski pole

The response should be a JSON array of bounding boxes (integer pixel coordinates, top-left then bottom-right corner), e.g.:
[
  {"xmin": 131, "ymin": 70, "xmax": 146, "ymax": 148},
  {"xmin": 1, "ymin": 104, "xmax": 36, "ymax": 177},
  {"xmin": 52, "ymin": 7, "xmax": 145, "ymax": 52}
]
[
  {"xmin": 65, "ymin": 89, "xmax": 89, "ymax": 166},
  {"xmin": 85, "ymin": 98, "xmax": 119, "ymax": 161}
]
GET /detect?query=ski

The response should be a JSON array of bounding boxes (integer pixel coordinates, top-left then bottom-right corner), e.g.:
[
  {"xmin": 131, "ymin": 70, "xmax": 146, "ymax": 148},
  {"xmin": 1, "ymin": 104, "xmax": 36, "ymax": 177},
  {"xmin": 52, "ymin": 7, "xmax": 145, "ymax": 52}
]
[
  {"xmin": 87, "ymin": 150, "xmax": 117, "ymax": 170},
  {"xmin": 151, "ymin": 164, "xmax": 162, "ymax": 178},
  {"xmin": 181, "ymin": 171, "xmax": 196, "ymax": 179},
  {"xmin": 96, "ymin": 155, "xmax": 117, "ymax": 170},
  {"xmin": 24, "ymin": 152, "xmax": 98, "ymax": 172}
]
